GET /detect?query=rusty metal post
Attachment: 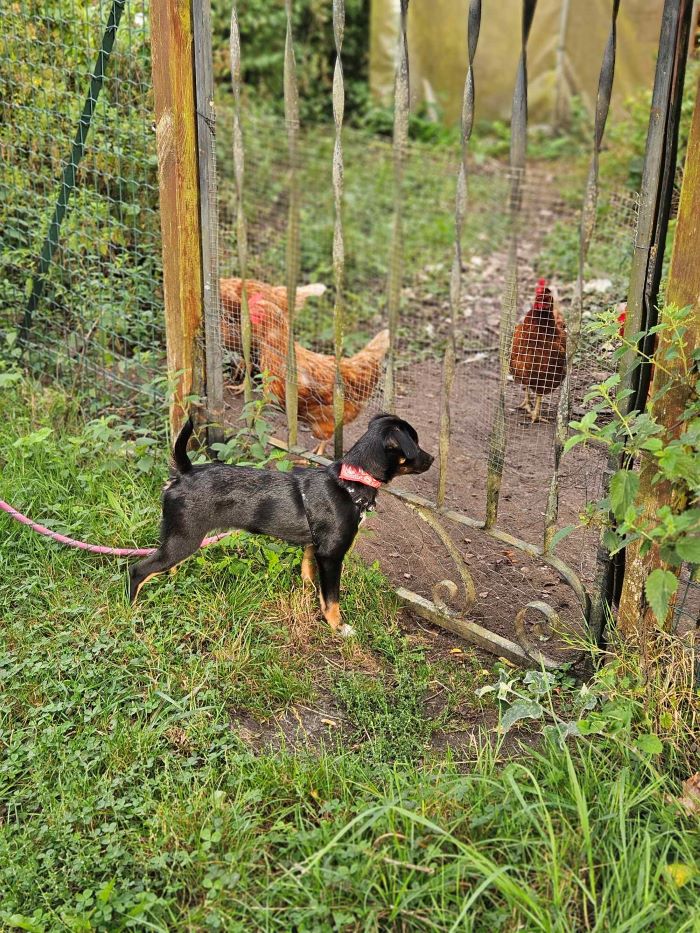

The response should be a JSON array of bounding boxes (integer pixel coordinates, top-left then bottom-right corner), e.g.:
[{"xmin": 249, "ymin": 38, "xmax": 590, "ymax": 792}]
[
  {"xmin": 284, "ymin": 0, "xmax": 301, "ymax": 446},
  {"xmin": 383, "ymin": 0, "xmax": 409, "ymax": 413},
  {"xmin": 437, "ymin": 0, "xmax": 481, "ymax": 509},
  {"xmin": 484, "ymin": 0, "xmax": 537, "ymax": 529},
  {"xmin": 332, "ymin": 0, "xmax": 346, "ymax": 458},
  {"xmin": 544, "ymin": 0, "xmax": 620, "ymax": 554},
  {"xmin": 229, "ymin": 2, "xmax": 254, "ymax": 418},
  {"xmin": 193, "ymin": 0, "xmax": 224, "ymax": 448}
]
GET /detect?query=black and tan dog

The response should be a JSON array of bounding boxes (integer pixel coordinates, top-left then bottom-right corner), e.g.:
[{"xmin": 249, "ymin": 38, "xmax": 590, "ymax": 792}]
[{"xmin": 129, "ymin": 413, "xmax": 433, "ymax": 636}]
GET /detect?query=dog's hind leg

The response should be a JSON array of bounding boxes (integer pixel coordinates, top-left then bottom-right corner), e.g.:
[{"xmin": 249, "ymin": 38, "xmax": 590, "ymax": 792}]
[
  {"xmin": 301, "ymin": 545, "xmax": 316, "ymax": 584},
  {"xmin": 316, "ymin": 553, "xmax": 354, "ymax": 638},
  {"xmin": 128, "ymin": 533, "xmax": 202, "ymax": 604}
]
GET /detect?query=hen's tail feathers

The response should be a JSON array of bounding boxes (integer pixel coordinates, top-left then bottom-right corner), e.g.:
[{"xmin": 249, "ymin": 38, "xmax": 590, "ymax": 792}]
[
  {"xmin": 295, "ymin": 283, "xmax": 326, "ymax": 307},
  {"xmin": 172, "ymin": 418, "xmax": 194, "ymax": 474},
  {"xmin": 357, "ymin": 328, "xmax": 390, "ymax": 360}
]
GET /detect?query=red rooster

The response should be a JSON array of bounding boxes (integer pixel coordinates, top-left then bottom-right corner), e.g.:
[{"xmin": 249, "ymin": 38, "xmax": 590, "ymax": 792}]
[{"xmin": 509, "ymin": 279, "xmax": 567, "ymax": 423}]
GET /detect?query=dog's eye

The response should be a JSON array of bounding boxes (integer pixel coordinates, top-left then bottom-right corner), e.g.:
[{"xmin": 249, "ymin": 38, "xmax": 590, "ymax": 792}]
[{"xmin": 399, "ymin": 457, "xmax": 406, "ymax": 464}]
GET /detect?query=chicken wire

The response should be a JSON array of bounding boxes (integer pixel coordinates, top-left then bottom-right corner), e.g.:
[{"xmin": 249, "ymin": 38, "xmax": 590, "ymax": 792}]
[
  {"xmin": 212, "ymin": 99, "xmax": 640, "ymax": 652},
  {"xmin": 0, "ymin": 0, "xmax": 164, "ymax": 416}
]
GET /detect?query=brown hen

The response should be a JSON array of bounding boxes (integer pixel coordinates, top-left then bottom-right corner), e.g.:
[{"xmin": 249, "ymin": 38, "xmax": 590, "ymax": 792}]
[
  {"xmin": 219, "ymin": 276, "xmax": 325, "ymax": 358},
  {"xmin": 509, "ymin": 279, "xmax": 567, "ymax": 422},
  {"xmin": 247, "ymin": 294, "xmax": 389, "ymax": 455}
]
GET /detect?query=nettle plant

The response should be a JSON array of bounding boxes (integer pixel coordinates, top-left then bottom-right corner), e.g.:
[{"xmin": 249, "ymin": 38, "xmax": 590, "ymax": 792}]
[
  {"xmin": 203, "ymin": 376, "xmax": 293, "ymax": 472},
  {"xmin": 563, "ymin": 304, "xmax": 700, "ymax": 621},
  {"xmin": 477, "ymin": 663, "xmax": 667, "ymax": 756}
]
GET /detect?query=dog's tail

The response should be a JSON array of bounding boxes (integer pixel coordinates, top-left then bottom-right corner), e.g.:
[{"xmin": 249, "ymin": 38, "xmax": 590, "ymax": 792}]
[{"xmin": 172, "ymin": 417, "xmax": 194, "ymax": 473}]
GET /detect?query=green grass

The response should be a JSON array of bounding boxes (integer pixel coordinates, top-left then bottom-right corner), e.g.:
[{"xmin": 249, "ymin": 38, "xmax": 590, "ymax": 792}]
[{"xmin": 1, "ymin": 378, "xmax": 699, "ymax": 931}]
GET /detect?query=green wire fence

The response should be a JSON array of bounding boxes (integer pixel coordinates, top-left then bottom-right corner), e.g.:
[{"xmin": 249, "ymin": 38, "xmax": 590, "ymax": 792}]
[{"xmin": 0, "ymin": 0, "xmax": 163, "ymax": 414}]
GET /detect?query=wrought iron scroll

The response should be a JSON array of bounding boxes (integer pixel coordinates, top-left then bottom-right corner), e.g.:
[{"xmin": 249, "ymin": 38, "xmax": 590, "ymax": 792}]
[
  {"xmin": 405, "ymin": 502, "xmax": 477, "ymax": 609},
  {"xmin": 514, "ymin": 603, "xmax": 562, "ymax": 671},
  {"xmin": 484, "ymin": 0, "xmax": 537, "ymax": 529},
  {"xmin": 437, "ymin": 0, "xmax": 481, "ymax": 508},
  {"xmin": 332, "ymin": 0, "xmax": 346, "ymax": 458},
  {"xmin": 229, "ymin": 3, "xmax": 253, "ymax": 415},
  {"xmin": 284, "ymin": 0, "xmax": 301, "ymax": 445},
  {"xmin": 383, "ymin": 0, "xmax": 409, "ymax": 413},
  {"xmin": 543, "ymin": 0, "xmax": 620, "ymax": 553}
]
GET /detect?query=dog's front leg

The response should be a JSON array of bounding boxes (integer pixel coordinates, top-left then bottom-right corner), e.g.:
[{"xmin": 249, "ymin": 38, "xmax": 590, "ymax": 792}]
[{"xmin": 315, "ymin": 552, "xmax": 354, "ymax": 638}]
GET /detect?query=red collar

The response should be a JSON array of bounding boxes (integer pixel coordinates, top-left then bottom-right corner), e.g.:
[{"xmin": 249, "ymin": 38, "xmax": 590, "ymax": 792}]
[{"xmin": 339, "ymin": 463, "xmax": 382, "ymax": 489}]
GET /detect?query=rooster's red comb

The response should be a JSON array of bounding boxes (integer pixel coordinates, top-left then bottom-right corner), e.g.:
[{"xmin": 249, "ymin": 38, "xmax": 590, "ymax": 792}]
[{"xmin": 535, "ymin": 278, "xmax": 548, "ymax": 294}]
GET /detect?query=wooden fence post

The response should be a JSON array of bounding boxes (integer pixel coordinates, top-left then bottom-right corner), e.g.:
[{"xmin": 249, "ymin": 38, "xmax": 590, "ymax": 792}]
[
  {"xmin": 618, "ymin": 74, "xmax": 700, "ymax": 643},
  {"xmin": 150, "ymin": 0, "xmax": 205, "ymax": 437}
]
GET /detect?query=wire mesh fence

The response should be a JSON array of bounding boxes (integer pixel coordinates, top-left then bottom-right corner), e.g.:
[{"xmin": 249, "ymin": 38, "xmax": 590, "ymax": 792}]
[
  {"xmin": 0, "ymin": 0, "xmax": 163, "ymax": 415},
  {"xmin": 212, "ymin": 100, "xmax": 643, "ymax": 657}
]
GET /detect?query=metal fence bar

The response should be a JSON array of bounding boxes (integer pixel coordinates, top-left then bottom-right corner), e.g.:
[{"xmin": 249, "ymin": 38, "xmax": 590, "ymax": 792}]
[
  {"xmin": 229, "ymin": 2, "xmax": 253, "ymax": 417},
  {"xmin": 383, "ymin": 0, "xmax": 409, "ymax": 413},
  {"xmin": 597, "ymin": 0, "xmax": 693, "ymax": 633},
  {"xmin": 484, "ymin": 0, "xmax": 537, "ymax": 529},
  {"xmin": 437, "ymin": 0, "xmax": 481, "ymax": 509},
  {"xmin": 618, "ymin": 74, "xmax": 700, "ymax": 640},
  {"xmin": 284, "ymin": 0, "xmax": 301, "ymax": 446},
  {"xmin": 194, "ymin": 0, "xmax": 223, "ymax": 447},
  {"xmin": 620, "ymin": 0, "xmax": 689, "ymax": 407},
  {"xmin": 332, "ymin": 0, "xmax": 346, "ymax": 458},
  {"xmin": 629, "ymin": 0, "xmax": 693, "ymax": 415},
  {"xmin": 19, "ymin": 0, "xmax": 126, "ymax": 344},
  {"xmin": 543, "ymin": 0, "xmax": 620, "ymax": 553}
]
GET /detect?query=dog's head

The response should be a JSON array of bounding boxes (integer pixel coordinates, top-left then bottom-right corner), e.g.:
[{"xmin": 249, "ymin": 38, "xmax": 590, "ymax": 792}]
[{"xmin": 346, "ymin": 413, "xmax": 434, "ymax": 483}]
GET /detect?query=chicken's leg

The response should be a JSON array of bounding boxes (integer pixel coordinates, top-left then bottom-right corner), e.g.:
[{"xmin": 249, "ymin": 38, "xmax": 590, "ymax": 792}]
[
  {"xmin": 517, "ymin": 387, "xmax": 532, "ymax": 413},
  {"xmin": 290, "ymin": 439, "xmax": 327, "ymax": 467},
  {"xmin": 530, "ymin": 395, "xmax": 544, "ymax": 423}
]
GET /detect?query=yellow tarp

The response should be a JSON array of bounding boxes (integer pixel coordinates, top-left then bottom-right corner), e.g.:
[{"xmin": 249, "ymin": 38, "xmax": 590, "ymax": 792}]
[{"xmin": 369, "ymin": 0, "xmax": 665, "ymax": 126}]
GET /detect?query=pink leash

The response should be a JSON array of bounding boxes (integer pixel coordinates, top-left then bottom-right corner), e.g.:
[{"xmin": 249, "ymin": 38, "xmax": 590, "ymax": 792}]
[{"xmin": 0, "ymin": 499, "xmax": 231, "ymax": 557}]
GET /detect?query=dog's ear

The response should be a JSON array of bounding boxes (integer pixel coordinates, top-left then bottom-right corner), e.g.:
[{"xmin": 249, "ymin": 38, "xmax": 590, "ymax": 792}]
[{"xmin": 386, "ymin": 428, "xmax": 420, "ymax": 460}]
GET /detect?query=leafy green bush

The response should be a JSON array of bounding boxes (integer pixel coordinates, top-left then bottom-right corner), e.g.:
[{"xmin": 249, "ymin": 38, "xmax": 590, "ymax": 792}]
[
  {"xmin": 211, "ymin": 0, "xmax": 370, "ymax": 125},
  {"xmin": 562, "ymin": 304, "xmax": 699, "ymax": 622}
]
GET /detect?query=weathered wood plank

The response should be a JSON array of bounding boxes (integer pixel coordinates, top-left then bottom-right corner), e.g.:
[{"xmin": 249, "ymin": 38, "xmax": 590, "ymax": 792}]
[{"xmin": 150, "ymin": 0, "xmax": 204, "ymax": 436}]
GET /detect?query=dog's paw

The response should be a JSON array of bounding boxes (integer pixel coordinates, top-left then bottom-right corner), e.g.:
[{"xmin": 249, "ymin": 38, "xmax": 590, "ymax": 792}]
[{"xmin": 338, "ymin": 623, "xmax": 356, "ymax": 639}]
